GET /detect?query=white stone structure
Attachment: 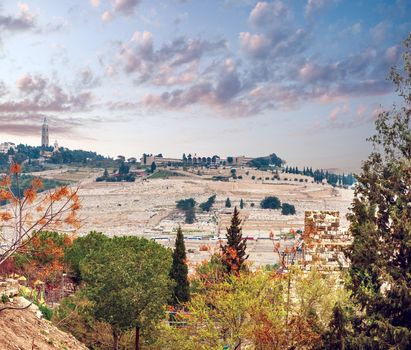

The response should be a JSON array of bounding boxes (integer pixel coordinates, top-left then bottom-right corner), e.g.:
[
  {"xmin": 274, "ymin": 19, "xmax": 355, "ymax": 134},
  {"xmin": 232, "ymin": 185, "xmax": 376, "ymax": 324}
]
[{"xmin": 41, "ymin": 118, "xmax": 49, "ymax": 147}]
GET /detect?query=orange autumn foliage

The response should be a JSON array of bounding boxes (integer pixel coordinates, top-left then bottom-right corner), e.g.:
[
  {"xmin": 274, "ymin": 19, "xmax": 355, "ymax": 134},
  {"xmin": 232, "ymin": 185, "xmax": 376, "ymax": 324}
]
[
  {"xmin": 15, "ymin": 231, "xmax": 74, "ymax": 287},
  {"xmin": 0, "ymin": 163, "xmax": 81, "ymax": 267}
]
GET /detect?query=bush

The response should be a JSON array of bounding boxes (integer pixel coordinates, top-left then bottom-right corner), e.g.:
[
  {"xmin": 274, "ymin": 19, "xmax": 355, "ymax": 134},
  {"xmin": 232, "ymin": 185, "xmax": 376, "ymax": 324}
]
[
  {"xmin": 281, "ymin": 203, "xmax": 296, "ymax": 215},
  {"xmin": 260, "ymin": 196, "xmax": 281, "ymax": 209},
  {"xmin": 176, "ymin": 198, "xmax": 196, "ymax": 211},
  {"xmin": 199, "ymin": 195, "xmax": 216, "ymax": 212}
]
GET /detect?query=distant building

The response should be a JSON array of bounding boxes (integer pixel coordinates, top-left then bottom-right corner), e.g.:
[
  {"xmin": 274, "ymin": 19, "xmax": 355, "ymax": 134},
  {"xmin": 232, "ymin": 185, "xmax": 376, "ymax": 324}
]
[
  {"xmin": 41, "ymin": 118, "xmax": 49, "ymax": 147},
  {"xmin": 184, "ymin": 154, "xmax": 221, "ymax": 166},
  {"xmin": 140, "ymin": 154, "xmax": 182, "ymax": 166},
  {"xmin": 0, "ymin": 142, "xmax": 16, "ymax": 154},
  {"xmin": 232, "ymin": 156, "xmax": 254, "ymax": 166}
]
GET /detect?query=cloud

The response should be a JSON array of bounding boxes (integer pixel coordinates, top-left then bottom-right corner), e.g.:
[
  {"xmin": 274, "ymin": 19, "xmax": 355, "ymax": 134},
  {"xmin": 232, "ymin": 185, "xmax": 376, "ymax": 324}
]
[
  {"xmin": 305, "ymin": 0, "xmax": 332, "ymax": 17},
  {"xmin": 90, "ymin": 0, "xmax": 101, "ymax": 7},
  {"xmin": 370, "ymin": 21, "xmax": 390, "ymax": 43},
  {"xmin": 249, "ymin": 1, "xmax": 289, "ymax": 27},
  {"xmin": 240, "ymin": 28, "xmax": 308, "ymax": 60},
  {"xmin": 0, "ymin": 3, "xmax": 35, "ymax": 32},
  {"xmin": 0, "ymin": 74, "xmax": 94, "ymax": 116},
  {"xmin": 78, "ymin": 67, "xmax": 101, "ymax": 88},
  {"xmin": 308, "ymin": 103, "xmax": 380, "ymax": 134},
  {"xmin": 113, "ymin": 0, "xmax": 140, "ymax": 15},
  {"xmin": 118, "ymin": 33, "xmax": 227, "ymax": 85},
  {"xmin": 328, "ymin": 103, "xmax": 349, "ymax": 121},
  {"xmin": 0, "ymin": 114, "xmax": 81, "ymax": 137},
  {"xmin": 102, "ymin": 10, "xmax": 113, "ymax": 22},
  {"xmin": 239, "ymin": 32, "xmax": 270, "ymax": 58}
]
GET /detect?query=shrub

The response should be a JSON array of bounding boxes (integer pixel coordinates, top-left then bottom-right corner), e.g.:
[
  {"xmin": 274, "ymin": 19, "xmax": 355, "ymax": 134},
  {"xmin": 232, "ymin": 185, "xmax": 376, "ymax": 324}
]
[
  {"xmin": 281, "ymin": 203, "xmax": 296, "ymax": 215},
  {"xmin": 260, "ymin": 196, "xmax": 281, "ymax": 209}
]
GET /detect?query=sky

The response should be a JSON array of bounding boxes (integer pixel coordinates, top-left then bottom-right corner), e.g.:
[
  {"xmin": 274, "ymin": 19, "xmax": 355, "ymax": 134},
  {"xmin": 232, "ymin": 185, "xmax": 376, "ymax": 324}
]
[{"xmin": 0, "ymin": 0, "xmax": 409, "ymax": 171}]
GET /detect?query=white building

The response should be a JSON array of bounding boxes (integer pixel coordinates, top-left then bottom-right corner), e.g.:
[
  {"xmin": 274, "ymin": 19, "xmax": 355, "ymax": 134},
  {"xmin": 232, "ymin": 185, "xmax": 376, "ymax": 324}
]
[{"xmin": 0, "ymin": 142, "xmax": 16, "ymax": 154}]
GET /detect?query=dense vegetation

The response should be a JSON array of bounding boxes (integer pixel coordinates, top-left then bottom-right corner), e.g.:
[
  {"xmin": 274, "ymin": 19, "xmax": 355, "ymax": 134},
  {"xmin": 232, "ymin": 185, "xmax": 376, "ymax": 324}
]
[
  {"xmin": 199, "ymin": 194, "xmax": 216, "ymax": 212},
  {"xmin": 0, "ymin": 144, "xmax": 116, "ymax": 172},
  {"xmin": 283, "ymin": 166, "xmax": 356, "ymax": 186},
  {"xmin": 96, "ymin": 161, "xmax": 136, "ymax": 182},
  {"xmin": 260, "ymin": 196, "xmax": 282, "ymax": 209},
  {"xmin": 281, "ymin": 203, "xmax": 296, "ymax": 215},
  {"xmin": 176, "ymin": 198, "xmax": 196, "ymax": 223},
  {"xmin": 249, "ymin": 153, "xmax": 284, "ymax": 170}
]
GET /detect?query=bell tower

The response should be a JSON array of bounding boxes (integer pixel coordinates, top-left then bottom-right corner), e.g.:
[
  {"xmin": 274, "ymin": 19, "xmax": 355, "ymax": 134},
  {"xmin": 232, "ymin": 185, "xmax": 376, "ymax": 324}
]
[{"xmin": 41, "ymin": 118, "xmax": 49, "ymax": 147}]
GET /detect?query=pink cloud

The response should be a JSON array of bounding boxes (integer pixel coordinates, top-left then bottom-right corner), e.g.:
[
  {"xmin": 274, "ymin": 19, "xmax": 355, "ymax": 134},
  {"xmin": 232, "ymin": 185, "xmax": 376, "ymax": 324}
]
[{"xmin": 239, "ymin": 32, "xmax": 269, "ymax": 58}]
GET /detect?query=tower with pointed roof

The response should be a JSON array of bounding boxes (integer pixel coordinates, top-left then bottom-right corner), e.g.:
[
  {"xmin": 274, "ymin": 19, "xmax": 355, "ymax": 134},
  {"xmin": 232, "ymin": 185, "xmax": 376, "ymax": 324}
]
[{"xmin": 41, "ymin": 118, "xmax": 49, "ymax": 147}]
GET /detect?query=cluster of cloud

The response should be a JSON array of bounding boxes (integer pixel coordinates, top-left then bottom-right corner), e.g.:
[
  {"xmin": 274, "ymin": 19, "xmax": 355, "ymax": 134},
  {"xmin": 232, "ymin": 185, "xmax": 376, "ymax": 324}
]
[
  {"xmin": 0, "ymin": 3, "xmax": 35, "ymax": 33},
  {"xmin": 90, "ymin": 0, "xmax": 141, "ymax": 22},
  {"xmin": 0, "ymin": 74, "xmax": 94, "ymax": 136},
  {"xmin": 116, "ymin": 30, "xmax": 227, "ymax": 86},
  {"xmin": 309, "ymin": 103, "xmax": 384, "ymax": 133},
  {"xmin": 122, "ymin": 0, "xmax": 401, "ymax": 120}
]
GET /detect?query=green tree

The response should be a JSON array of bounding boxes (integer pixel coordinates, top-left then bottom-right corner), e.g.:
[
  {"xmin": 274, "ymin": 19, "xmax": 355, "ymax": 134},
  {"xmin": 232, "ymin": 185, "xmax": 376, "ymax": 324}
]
[
  {"xmin": 80, "ymin": 236, "xmax": 173, "ymax": 350},
  {"xmin": 13, "ymin": 152, "xmax": 27, "ymax": 164},
  {"xmin": 346, "ymin": 34, "xmax": 411, "ymax": 349},
  {"xmin": 103, "ymin": 168, "xmax": 109, "ymax": 177},
  {"xmin": 239, "ymin": 198, "xmax": 244, "ymax": 209},
  {"xmin": 119, "ymin": 162, "xmax": 129, "ymax": 175},
  {"xmin": 170, "ymin": 227, "xmax": 190, "ymax": 305},
  {"xmin": 260, "ymin": 196, "xmax": 281, "ymax": 209},
  {"xmin": 199, "ymin": 194, "xmax": 216, "ymax": 212},
  {"xmin": 221, "ymin": 207, "xmax": 248, "ymax": 274},
  {"xmin": 225, "ymin": 197, "xmax": 231, "ymax": 208},
  {"xmin": 281, "ymin": 203, "xmax": 296, "ymax": 215},
  {"xmin": 64, "ymin": 231, "xmax": 109, "ymax": 283},
  {"xmin": 151, "ymin": 161, "xmax": 157, "ymax": 173},
  {"xmin": 185, "ymin": 207, "xmax": 196, "ymax": 224}
]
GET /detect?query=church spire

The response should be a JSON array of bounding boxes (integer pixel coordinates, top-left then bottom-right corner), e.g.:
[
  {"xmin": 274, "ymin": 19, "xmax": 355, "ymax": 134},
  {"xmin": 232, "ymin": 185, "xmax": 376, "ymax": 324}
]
[{"xmin": 41, "ymin": 117, "xmax": 49, "ymax": 147}]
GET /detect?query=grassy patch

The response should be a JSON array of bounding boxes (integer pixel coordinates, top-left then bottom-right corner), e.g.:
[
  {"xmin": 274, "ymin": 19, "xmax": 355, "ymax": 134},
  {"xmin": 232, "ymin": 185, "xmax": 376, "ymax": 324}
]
[{"xmin": 149, "ymin": 170, "xmax": 185, "ymax": 179}]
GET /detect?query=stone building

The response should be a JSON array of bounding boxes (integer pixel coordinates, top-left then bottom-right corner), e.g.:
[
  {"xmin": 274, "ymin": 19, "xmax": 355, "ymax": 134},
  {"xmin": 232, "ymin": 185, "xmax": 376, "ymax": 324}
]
[
  {"xmin": 0, "ymin": 142, "xmax": 16, "ymax": 154},
  {"xmin": 302, "ymin": 210, "xmax": 351, "ymax": 271}
]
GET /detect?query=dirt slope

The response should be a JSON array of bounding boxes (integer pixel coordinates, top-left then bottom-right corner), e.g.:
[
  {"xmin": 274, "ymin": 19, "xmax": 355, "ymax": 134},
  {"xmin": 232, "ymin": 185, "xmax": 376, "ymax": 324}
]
[{"xmin": 0, "ymin": 297, "xmax": 87, "ymax": 350}]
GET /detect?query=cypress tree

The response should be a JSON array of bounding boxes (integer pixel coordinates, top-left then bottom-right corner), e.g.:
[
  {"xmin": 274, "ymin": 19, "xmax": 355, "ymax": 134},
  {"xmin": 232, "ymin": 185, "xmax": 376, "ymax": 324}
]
[
  {"xmin": 170, "ymin": 226, "xmax": 190, "ymax": 305},
  {"xmin": 239, "ymin": 198, "xmax": 244, "ymax": 209},
  {"xmin": 346, "ymin": 34, "xmax": 411, "ymax": 348},
  {"xmin": 221, "ymin": 207, "xmax": 249, "ymax": 274},
  {"xmin": 225, "ymin": 197, "xmax": 231, "ymax": 208}
]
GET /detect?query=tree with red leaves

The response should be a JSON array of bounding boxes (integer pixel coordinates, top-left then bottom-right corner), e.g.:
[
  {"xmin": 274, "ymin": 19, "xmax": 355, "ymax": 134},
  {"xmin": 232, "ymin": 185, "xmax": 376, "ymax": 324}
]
[{"xmin": 221, "ymin": 207, "xmax": 248, "ymax": 274}]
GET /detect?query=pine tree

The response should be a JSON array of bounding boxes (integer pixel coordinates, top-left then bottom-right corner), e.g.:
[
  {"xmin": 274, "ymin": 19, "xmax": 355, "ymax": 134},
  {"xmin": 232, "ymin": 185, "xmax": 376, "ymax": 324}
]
[
  {"xmin": 225, "ymin": 197, "xmax": 231, "ymax": 208},
  {"xmin": 346, "ymin": 34, "xmax": 411, "ymax": 348},
  {"xmin": 221, "ymin": 207, "xmax": 249, "ymax": 274},
  {"xmin": 170, "ymin": 226, "xmax": 190, "ymax": 305}
]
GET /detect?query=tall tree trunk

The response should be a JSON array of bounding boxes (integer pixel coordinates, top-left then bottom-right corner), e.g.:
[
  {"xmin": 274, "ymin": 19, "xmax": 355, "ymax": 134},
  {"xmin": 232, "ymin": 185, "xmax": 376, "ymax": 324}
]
[
  {"xmin": 135, "ymin": 326, "xmax": 140, "ymax": 350},
  {"xmin": 113, "ymin": 330, "xmax": 119, "ymax": 350}
]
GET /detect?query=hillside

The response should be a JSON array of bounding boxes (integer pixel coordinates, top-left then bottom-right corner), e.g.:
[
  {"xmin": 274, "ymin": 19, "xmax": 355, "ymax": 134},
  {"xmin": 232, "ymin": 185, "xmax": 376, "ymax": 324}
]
[{"xmin": 0, "ymin": 297, "xmax": 87, "ymax": 350}]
